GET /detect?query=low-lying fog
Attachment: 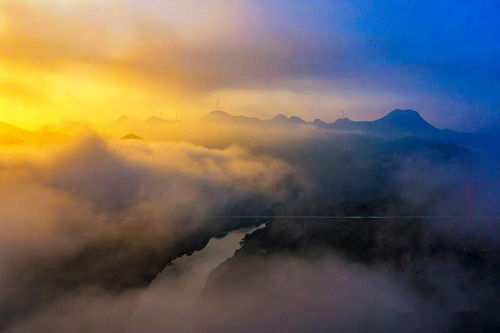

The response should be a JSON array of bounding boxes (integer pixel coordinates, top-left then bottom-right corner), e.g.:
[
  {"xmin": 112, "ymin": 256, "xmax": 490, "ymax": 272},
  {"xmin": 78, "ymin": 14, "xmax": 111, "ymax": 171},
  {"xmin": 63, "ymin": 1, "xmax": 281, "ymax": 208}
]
[{"xmin": 0, "ymin": 116, "xmax": 498, "ymax": 332}]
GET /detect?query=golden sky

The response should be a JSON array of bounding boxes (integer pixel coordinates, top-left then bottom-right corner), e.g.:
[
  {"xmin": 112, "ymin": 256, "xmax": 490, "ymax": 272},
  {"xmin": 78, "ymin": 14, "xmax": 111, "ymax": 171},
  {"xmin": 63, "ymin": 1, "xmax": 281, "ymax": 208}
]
[
  {"xmin": 0, "ymin": 0, "xmax": 391, "ymax": 130},
  {"xmin": 0, "ymin": 0, "xmax": 225, "ymax": 128},
  {"xmin": 2, "ymin": 0, "xmax": 496, "ymax": 132}
]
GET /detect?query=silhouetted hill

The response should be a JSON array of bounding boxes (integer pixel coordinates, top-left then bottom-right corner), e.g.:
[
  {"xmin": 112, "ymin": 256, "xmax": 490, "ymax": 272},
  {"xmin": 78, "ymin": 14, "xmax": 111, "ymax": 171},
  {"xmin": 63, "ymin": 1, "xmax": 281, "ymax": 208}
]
[
  {"xmin": 0, "ymin": 121, "xmax": 30, "ymax": 137},
  {"xmin": 202, "ymin": 111, "xmax": 307, "ymax": 127},
  {"xmin": 289, "ymin": 116, "xmax": 307, "ymax": 124},
  {"xmin": 0, "ymin": 122, "xmax": 27, "ymax": 144},
  {"xmin": 121, "ymin": 133, "xmax": 143, "ymax": 140},
  {"xmin": 328, "ymin": 109, "xmax": 437, "ymax": 135},
  {"xmin": 0, "ymin": 121, "xmax": 67, "ymax": 145},
  {"xmin": 202, "ymin": 110, "xmax": 262, "ymax": 125},
  {"xmin": 376, "ymin": 109, "xmax": 434, "ymax": 130}
]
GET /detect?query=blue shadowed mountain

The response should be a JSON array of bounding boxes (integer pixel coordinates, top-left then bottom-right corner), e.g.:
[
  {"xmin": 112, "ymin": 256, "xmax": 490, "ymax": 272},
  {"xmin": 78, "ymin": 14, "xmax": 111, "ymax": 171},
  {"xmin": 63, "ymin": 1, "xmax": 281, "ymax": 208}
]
[{"xmin": 329, "ymin": 109, "xmax": 436, "ymax": 135}]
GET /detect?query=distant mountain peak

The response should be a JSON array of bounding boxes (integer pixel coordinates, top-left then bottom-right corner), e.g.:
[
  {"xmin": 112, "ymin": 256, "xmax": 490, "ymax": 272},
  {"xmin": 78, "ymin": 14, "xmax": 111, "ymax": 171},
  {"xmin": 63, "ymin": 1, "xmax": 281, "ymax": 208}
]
[
  {"xmin": 334, "ymin": 117, "xmax": 353, "ymax": 124},
  {"xmin": 386, "ymin": 109, "xmax": 423, "ymax": 119},
  {"xmin": 201, "ymin": 110, "xmax": 231, "ymax": 121},
  {"xmin": 0, "ymin": 121, "xmax": 29, "ymax": 133},
  {"xmin": 289, "ymin": 116, "xmax": 306, "ymax": 124},
  {"xmin": 272, "ymin": 114, "xmax": 288, "ymax": 121},
  {"xmin": 202, "ymin": 110, "xmax": 262, "ymax": 125},
  {"xmin": 208, "ymin": 110, "xmax": 230, "ymax": 116},
  {"xmin": 376, "ymin": 109, "xmax": 435, "ymax": 132},
  {"xmin": 121, "ymin": 133, "xmax": 143, "ymax": 140}
]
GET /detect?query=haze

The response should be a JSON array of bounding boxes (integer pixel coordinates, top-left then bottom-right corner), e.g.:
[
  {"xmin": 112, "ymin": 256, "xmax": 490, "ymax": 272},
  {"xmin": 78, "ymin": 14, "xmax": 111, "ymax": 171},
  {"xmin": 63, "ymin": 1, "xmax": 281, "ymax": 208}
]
[{"xmin": 0, "ymin": 1, "xmax": 499, "ymax": 332}]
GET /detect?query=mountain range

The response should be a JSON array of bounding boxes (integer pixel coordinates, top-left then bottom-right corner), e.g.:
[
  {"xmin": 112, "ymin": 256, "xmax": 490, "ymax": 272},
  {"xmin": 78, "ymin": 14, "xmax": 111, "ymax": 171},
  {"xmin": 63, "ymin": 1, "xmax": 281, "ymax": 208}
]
[{"xmin": 202, "ymin": 109, "xmax": 490, "ymax": 146}]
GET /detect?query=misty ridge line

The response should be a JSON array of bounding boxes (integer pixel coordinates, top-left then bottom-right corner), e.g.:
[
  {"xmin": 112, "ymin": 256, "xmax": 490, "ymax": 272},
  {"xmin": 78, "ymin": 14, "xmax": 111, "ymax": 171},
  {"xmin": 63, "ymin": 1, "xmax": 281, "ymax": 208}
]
[
  {"xmin": 121, "ymin": 108, "xmax": 476, "ymax": 133},
  {"xmin": 201, "ymin": 108, "xmax": 439, "ymax": 130}
]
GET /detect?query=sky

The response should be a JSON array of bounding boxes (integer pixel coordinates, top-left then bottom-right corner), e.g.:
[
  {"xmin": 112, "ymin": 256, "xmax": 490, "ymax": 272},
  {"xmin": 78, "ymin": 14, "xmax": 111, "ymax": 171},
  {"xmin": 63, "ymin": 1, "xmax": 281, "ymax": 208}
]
[{"xmin": 0, "ymin": 0, "xmax": 498, "ymax": 133}]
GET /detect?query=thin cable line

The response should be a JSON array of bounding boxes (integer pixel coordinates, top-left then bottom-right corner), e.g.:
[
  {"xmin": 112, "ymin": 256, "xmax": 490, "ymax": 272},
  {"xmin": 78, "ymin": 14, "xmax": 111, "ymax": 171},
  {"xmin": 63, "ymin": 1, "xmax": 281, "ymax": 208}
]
[{"xmin": 211, "ymin": 216, "xmax": 499, "ymax": 219}]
